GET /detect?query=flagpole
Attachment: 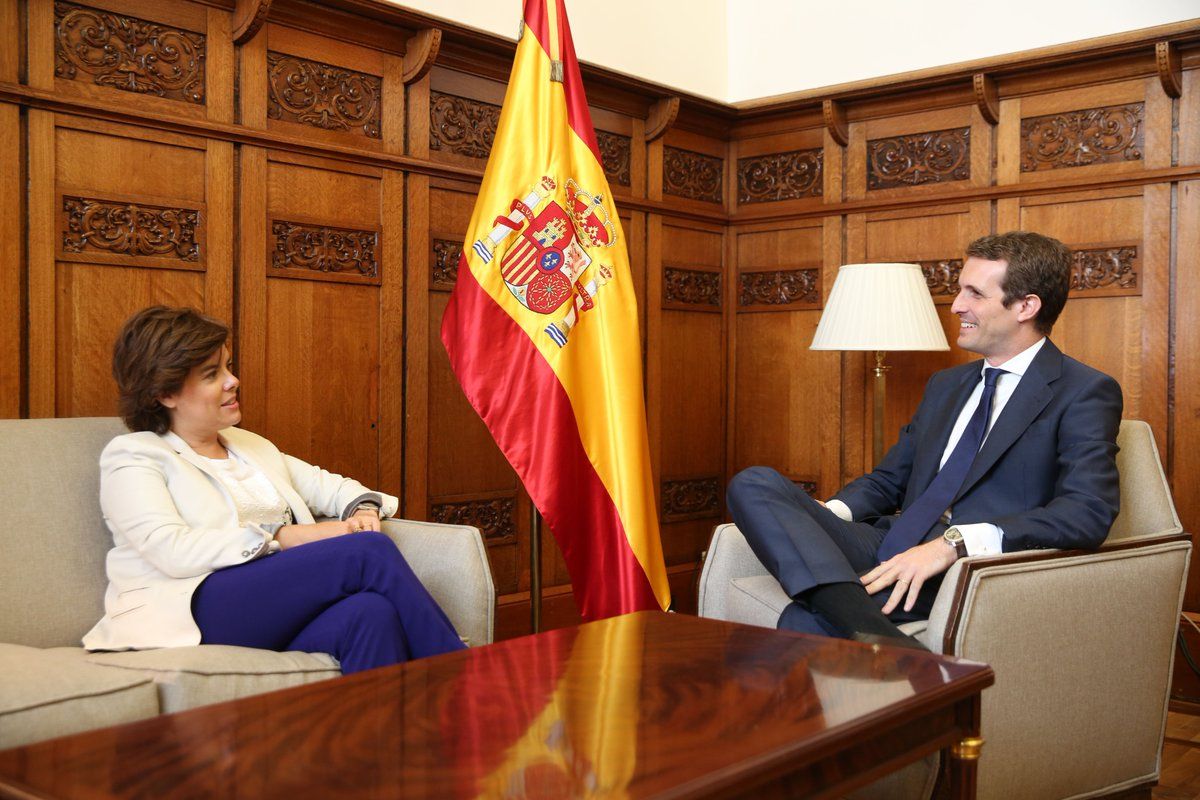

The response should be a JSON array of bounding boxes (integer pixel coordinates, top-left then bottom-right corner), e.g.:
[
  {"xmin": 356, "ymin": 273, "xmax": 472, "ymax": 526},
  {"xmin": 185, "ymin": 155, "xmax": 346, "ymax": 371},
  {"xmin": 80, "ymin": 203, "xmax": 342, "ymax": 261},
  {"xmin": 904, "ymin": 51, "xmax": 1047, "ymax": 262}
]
[{"xmin": 530, "ymin": 505, "xmax": 542, "ymax": 633}]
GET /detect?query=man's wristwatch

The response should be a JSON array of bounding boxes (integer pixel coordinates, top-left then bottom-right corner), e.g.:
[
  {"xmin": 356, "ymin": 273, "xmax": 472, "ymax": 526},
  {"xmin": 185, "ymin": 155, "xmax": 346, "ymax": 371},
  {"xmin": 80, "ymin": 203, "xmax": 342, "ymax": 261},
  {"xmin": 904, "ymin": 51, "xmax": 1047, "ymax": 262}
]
[{"xmin": 943, "ymin": 526, "xmax": 967, "ymax": 559}]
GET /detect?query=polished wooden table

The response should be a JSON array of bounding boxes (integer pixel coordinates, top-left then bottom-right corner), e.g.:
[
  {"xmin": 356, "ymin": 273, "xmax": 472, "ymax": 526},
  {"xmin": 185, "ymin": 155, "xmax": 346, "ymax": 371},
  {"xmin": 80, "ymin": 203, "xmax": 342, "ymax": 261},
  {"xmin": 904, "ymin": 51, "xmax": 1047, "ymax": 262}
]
[{"xmin": 0, "ymin": 612, "xmax": 993, "ymax": 799}]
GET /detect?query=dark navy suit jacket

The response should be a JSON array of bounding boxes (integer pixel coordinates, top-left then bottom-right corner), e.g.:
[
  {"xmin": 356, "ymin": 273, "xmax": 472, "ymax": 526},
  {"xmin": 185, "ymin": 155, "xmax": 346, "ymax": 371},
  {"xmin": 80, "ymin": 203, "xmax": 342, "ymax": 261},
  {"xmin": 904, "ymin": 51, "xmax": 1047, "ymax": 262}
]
[{"xmin": 833, "ymin": 339, "xmax": 1122, "ymax": 552}]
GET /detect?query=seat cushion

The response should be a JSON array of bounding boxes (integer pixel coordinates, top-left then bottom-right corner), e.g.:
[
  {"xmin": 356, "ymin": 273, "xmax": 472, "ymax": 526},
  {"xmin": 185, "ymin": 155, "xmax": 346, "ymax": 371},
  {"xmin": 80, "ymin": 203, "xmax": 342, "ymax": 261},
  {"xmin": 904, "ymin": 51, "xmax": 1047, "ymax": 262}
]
[
  {"xmin": 85, "ymin": 645, "xmax": 341, "ymax": 714},
  {"xmin": 729, "ymin": 576, "xmax": 929, "ymax": 639},
  {"xmin": 0, "ymin": 643, "xmax": 159, "ymax": 749}
]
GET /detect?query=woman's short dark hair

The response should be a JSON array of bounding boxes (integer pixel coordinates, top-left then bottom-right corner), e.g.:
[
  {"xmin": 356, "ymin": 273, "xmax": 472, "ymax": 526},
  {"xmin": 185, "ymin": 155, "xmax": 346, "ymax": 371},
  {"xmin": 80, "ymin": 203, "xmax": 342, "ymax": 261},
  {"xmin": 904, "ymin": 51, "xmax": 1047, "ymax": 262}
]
[
  {"xmin": 965, "ymin": 231, "xmax": 1072, "ymax": 335},
  {"xmin": 113, "ymin": 306, "xmax": 229, "ymax": 434}
]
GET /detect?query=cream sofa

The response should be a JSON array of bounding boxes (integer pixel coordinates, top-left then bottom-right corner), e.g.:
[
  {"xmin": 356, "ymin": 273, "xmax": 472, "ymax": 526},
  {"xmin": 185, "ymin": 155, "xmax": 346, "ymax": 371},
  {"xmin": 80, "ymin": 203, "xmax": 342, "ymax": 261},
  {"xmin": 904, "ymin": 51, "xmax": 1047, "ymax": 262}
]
[
  {"xmin": 698, "ymin": 420, "xmax": 1191, "ymax": 800},
  {"xmin": 0, "ymin": 417, "xmax": 495, "ymax": 750}
]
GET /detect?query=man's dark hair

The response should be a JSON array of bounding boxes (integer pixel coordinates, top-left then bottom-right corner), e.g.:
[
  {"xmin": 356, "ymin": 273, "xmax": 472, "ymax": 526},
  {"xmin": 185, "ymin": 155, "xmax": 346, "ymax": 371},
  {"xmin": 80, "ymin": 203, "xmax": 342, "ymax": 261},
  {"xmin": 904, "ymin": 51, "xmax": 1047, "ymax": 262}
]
[
  {"xmin": 112, "ymin": 306, "xmax": 230, "ymax": 434},
  {"xmin": 965, "ymin": 231, "xmax": 1072, "ymax": 335}
]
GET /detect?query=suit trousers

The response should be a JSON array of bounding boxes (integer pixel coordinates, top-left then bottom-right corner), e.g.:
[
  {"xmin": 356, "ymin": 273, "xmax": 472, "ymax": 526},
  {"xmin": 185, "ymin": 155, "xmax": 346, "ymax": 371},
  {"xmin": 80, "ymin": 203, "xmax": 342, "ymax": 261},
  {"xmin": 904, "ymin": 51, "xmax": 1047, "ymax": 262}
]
[
  {"xmin": 726, "ymin": 466, "xmax": 939, "ymax": 636},
  {"xmin": 191, "ymin": 532, "xmax": 466, "ymax": 673}
]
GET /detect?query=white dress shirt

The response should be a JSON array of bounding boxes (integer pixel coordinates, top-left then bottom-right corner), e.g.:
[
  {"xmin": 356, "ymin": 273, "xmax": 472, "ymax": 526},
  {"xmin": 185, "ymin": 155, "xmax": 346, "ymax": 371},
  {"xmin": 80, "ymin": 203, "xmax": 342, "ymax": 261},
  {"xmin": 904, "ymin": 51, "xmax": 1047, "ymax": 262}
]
[{"xmin": 827, "ymin": 337, "xmax": 1047, "ymax": 557}]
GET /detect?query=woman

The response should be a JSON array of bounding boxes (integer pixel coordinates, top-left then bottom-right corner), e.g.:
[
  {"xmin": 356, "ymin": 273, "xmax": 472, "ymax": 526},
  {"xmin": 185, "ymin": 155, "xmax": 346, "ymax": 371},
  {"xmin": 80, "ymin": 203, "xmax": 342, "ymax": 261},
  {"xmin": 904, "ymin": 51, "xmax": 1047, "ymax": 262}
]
[{"xmin": 82, "ymin": 306, "xmax": 465, "ymax": 673}]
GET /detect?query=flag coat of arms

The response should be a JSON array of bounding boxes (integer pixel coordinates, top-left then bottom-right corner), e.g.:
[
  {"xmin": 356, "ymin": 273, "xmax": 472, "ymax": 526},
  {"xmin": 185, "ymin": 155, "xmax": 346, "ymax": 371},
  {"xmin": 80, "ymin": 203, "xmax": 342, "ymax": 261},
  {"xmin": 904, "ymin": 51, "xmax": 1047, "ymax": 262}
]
[{"xmin": 440, "ymin": 0, "xmax": 670, "ymax": 619}]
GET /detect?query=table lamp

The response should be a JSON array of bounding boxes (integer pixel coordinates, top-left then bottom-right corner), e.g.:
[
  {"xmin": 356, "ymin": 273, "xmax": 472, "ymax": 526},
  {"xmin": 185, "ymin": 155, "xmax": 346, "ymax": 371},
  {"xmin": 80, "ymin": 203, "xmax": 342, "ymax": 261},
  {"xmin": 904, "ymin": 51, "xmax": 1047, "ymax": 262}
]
[{"xmin": 811, "ymin": 262, "xmax": 949, "ymax": 465}]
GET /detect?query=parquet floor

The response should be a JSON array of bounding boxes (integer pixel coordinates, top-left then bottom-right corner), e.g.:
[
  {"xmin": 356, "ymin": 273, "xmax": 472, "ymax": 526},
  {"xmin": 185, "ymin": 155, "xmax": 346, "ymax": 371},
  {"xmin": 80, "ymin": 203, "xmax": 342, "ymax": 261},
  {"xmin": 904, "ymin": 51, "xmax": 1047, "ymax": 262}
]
[{"xmin": 1157, "ymin": 712, "xmax": 1200, "ymax": 798}]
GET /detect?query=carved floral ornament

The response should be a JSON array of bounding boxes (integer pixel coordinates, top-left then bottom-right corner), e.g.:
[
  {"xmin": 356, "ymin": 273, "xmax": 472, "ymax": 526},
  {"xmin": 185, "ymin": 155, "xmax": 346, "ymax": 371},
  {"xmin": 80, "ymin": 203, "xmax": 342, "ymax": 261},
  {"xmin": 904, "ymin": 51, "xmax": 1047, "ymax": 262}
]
[
  {"xmin": 661, "ymin": 477, "xmax": 720, "ymax": 519},
  {"xmin": 267, "ymin": 52, "xmax": 382, "ymax": 139},
  {"xmin": 430, "ymin": 496, "xmax": 516, "ymax": 544},
  {"xmin": 664, "ymin": 267, "xmax": 721, "ymax": 307},
  {"xmin": 431, "ymin": 238, "xmax": 463, "ymax": 289},
  {"xmin": 62, "ymin": 196, "xmax": 200, "ymax": 262},
  {"xmin": 1020, "ymin": 103, "xmax": 1144, "ymax": 172},
  {"xmin": 429, "ymin": 92, "xmax": 501, "ymax": 160},
  {"xmin": 271, "ymin": 220, "xmax": 379, "ymax": 278},
  {"xmin": 54, "ymin": 1, "xmax": 206, "ymax": 104},
  {"xmin": 867, "ymin": 127, "xmax": 970, "ymax": 190},
  {"xmin": 737, "ymin": 148, "xmax": 823, "ymax": 204},
  {"xmin": 595, "ymin": 130, "xmax": 633, "ymax": 187},
  {"xmin": 738, "ymin": 269, "xmax": 820, "ymax": 307},
  {"xmin": 663, "ymin": 147, "xmax": 724, "ymax": 204}
]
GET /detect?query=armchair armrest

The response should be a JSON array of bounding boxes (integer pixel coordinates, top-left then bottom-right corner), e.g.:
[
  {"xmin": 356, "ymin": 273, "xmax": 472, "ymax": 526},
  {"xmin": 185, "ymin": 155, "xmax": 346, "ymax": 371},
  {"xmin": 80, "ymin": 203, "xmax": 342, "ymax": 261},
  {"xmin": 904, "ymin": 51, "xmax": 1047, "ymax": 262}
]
[
  {"xmin": 921, "ymin": 533, "xmax": 1190, "ymax": 798},
  {"xmin": 380, "ymin": 518, "xmax": 496, "ymax": 647},
  {"xmin": 698, "ymin": 523, "xmax": 772, "ymax": 620}
]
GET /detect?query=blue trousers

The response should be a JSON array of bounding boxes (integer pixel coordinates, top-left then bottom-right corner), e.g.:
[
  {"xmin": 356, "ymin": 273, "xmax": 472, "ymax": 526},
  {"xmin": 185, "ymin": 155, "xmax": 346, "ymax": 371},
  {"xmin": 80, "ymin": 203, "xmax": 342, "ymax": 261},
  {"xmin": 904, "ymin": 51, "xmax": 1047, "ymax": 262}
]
[
  {"xmin": 726, "ymin": 466, "xmax": 938, "ymax": 636},
  {"xmin": 191, "ymin": 532, "xmax": 466, "ymax": 673}
]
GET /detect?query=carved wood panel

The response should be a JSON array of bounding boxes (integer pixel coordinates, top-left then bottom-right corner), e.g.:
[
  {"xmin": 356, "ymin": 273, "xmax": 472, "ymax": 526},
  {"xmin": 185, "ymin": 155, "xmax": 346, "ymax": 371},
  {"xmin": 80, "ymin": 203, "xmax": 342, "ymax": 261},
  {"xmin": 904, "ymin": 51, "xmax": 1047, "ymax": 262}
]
[
  {"xmin": 61, "ymin": 195, "xmax": 202, "ymax": 267},
  {"xmin": 663, "ymin": 146, "xmax": 723, "ymax": 204},
  {"xmin": 430, "ymin": 495, "xmax": 517, "ymax": 545},
  {"xmin": 920, "ymin": 258, "xmax": 964, "ymax": 302},
  {"xmin": 919, "ymin": 245, "xmax": 1139, "ymax": 304},
  {"xmin": 53, "ymin": 1, "xmax": 206, "ymax": 105},
  {"xmin": 738, "ymin": 268, "xmax": 820, "ymax": 309},
  {"xmin": 661, "ymin": 477, "xmax": 720, "ymax": 521},
  {"xmin": 663, "ymin": 267, "xmax": 721, "ymax": 309},
  {"xmin": 269, "ymin": 219, "xmax": 380, "ymax": 283},
  {"xmin": 596, "ymin": 130, "xmax": 632, "ymax": 187},
  {"xmin": 737, "ymin": 148, "xmax": 823, "ymax": 204},
  {"xmin": 867, "ymin": 127, "xmax": 970, "ymax": 190},
  {"xmin": 431, "ymin": 237, "xmax": 462, "ymax": 291},
  {"xmin": 266, "ymin": 52, "xmax": 381, "ymax": 139},
  {"xmin": 429, "ymin": 91, "xmax": 499, "ymax": 160},
  {"xmin": 1020, "ymin": 103, "xmax": 1144, "ymax": 172}
]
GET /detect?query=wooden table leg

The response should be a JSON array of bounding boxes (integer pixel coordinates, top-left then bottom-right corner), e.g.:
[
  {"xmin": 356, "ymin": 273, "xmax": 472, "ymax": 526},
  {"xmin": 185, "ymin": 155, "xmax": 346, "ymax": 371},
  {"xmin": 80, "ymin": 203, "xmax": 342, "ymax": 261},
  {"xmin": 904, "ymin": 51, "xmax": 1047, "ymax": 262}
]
[{"xmin": 946, "ymin": 696, "xmax": 984, "ymax": 798}]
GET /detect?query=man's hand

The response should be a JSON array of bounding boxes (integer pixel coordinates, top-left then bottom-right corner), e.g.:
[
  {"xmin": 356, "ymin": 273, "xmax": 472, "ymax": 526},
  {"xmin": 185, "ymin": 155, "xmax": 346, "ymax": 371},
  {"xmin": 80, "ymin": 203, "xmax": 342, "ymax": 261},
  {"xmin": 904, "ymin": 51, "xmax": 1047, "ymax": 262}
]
[{"xmin": 861, "ymin": 538, "xmax": 958, "ymax": 614}]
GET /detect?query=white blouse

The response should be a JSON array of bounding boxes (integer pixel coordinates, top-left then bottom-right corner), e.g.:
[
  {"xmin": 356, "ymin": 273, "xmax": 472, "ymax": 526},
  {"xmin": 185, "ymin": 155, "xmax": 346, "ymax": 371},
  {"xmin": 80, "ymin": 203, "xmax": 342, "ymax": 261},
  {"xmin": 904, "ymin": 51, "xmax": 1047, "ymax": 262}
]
[{"xmin": 199, "ymin": 449, "xmax": 292, "ymax": 528}]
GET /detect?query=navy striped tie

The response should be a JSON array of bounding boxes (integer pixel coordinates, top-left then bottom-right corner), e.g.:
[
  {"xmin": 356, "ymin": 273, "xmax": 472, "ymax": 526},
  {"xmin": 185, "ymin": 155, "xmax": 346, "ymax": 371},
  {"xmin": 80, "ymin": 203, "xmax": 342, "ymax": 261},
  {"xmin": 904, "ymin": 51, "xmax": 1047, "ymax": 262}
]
[{"xmin": 876, "ymin": 368, "xmax": 1006, "ymax": 562}]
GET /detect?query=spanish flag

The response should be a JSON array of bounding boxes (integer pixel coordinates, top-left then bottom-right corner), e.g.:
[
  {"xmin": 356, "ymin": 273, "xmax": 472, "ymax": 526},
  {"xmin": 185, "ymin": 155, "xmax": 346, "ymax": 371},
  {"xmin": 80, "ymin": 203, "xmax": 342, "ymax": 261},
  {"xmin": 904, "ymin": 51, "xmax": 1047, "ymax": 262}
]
[{"xmin": 440, "ymin": 0, "xmax": 670, "ymax": 619}]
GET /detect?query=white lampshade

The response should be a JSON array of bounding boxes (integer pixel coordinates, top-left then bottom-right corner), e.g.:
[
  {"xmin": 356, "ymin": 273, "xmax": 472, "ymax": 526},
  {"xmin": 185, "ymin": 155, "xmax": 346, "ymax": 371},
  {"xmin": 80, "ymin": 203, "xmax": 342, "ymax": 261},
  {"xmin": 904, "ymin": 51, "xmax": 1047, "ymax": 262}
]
[{"xmin": 810, "ymin": 263, "xmax": 949, "ymax": 351}]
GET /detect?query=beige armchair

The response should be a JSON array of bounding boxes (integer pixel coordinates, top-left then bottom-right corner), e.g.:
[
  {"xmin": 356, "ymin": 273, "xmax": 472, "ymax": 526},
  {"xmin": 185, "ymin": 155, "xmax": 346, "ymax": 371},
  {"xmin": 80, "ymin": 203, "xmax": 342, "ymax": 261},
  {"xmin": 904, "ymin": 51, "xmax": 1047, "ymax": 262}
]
[
  {"xmin": 0, "ymin": 417, "xmax": 495, "ymax": 749},
  {"xmin": 698, "ymin": 420, "xmax": 1190, "ymax": 799}
]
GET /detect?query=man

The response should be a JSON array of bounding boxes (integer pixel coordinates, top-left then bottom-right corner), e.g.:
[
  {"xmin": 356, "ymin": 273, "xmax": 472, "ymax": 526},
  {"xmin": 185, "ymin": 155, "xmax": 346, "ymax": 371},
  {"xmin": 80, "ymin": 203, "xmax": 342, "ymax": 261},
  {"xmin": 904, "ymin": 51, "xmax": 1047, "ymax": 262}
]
[{"xmin": 726, "ymin": 231, "xmax": 1121, "ymax": 649}]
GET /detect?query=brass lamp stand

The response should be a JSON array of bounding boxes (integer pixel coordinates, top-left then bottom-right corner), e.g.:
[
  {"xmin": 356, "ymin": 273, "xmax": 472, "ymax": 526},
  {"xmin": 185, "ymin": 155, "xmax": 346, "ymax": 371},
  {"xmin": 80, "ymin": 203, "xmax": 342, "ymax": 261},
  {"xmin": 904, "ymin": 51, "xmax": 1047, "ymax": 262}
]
[{"xmin": 872, "ymin": 351, "xmax": 891, "ymax": 466}]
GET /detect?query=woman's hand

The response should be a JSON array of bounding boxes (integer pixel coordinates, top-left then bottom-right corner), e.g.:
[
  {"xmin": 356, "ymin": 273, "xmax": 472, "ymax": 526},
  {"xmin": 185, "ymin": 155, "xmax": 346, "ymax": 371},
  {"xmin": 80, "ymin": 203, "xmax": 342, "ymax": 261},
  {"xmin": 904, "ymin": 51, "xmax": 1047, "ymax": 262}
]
[
  {"xmin": 274, "ymin": 520, "xmax": 356, "ymax": 550},
  {"xmin": 348, "ymin": 507, "xmax": 382, "ymax": 533}
]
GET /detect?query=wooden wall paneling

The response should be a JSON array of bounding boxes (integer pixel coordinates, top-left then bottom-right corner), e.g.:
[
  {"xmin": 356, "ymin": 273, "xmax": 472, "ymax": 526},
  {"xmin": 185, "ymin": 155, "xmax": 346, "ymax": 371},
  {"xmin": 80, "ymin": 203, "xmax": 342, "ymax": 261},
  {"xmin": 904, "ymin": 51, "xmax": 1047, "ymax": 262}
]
[
  {"xmin": 1139, "ymin": 183, "xmax": 1171, "ymax": 453},
  {"xmin": 1017, "ymin": 187, "xmax": 1147, "ymax": 422},
  {"xmin": 590, "ymin": 105, "xmax": 635, "ymax": 199},
  {"xmin": 1006, "ymin": 80, "xmax": 1152, "ymax": 186},
  {"xmin": 645, "ymin": 213, "xmax": 663, "ymax": 506},
  {"xmin": 46, "ymin": 0, "xmax": 210, "ymax": 121},
  {"xmin": 27, "ymin": 110, "xmax": 56, "ymax": 417},
  {"xmin": 262, "ymin": 24, "xmax": 390, "ymax": 150},
  {"xmin": 731, "ymin": 126, "xmax": 825, "ymax": 217},
  {"xmin": 402, "ymin": 171, "xmax": 430, "ymax": 519},
  {"xmin": 238, "ymin": 15, "xmax": 269, "ymax": 129},
  {"xmin": 205, "ymin": 7, "xmax": 234, "ymax": 125},
  {"xmin": 427, "ymin": 67, "xmax": 506, "ymax": 169},
  {"xmin": 658, "ymin": 220, "xmax": 725, "ymax": 572},
  {"xmin": 378, "ymin": 169, "xmax": 404, "ymax": 497},
  {"xmin": 0, "ymin": 0, "xmax": 16, "ymax": 82},
  {"xmin": 204, "ymin": 139, "xmax": 235, "ymax": 324},
  {"xmin": 256, "ymin": 151, "xmax": 385, "ymax": 485},
  {"xmin": 660, "ymin": 128, "xmax": 726, "ymax": 212},
  {"xmin": 730, "ymin": 222, "xmax": 829, "ymax": 496},
  {"xmin": 0, "ymin": 102, "xmax": 19, "ymax": 417},
  {"xmin": 1182, "ymin": 66, "xmax": 1199, "ymax": 168},
  {"xmin": 54, "ymin": 117, "xmax": 215, "ymax": 418},
  {"xmin": 853, "ymin": 107, "xmax": 981, "ymax": 203},
  {"xmin": 237, "ymin": 145, "xmax": 269, "ymax": 434},
  {"xmin": 1176, "ymin": 179, "xmax": 1200, "ymax": 610},
  {"xmin": 1144, "ymin": 75, "xmax": 1174, "ymax": 170}
]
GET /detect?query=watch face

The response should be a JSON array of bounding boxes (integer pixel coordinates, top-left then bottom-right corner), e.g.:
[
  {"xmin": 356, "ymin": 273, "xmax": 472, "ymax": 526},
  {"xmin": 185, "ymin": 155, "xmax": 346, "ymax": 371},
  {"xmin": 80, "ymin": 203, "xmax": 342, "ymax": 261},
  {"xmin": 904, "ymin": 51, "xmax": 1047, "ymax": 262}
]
[{"xmin": 945, "ymin": 528, "xmax": 963, "ymax": 543}]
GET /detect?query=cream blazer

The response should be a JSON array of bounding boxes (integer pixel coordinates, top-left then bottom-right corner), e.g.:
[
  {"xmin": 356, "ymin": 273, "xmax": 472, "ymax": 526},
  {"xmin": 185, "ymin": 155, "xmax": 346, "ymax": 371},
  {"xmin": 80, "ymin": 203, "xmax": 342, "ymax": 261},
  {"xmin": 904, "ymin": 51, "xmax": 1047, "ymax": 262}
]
[{"xmin": 82, "ymin": 427, "xmax": 399, "ymax": 651}]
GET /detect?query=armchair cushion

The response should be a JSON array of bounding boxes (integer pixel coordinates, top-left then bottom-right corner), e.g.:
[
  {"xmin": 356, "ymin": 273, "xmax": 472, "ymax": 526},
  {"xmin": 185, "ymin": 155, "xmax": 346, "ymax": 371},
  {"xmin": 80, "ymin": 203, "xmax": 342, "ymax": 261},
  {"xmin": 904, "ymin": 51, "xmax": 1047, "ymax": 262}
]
[
  {"xmin": 0, "ymin": 643, "xmax": 158, "ymax": 749},
  {"xmin": 84, "ymin": 645, "xmax": 340, "ymax": 714}
]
